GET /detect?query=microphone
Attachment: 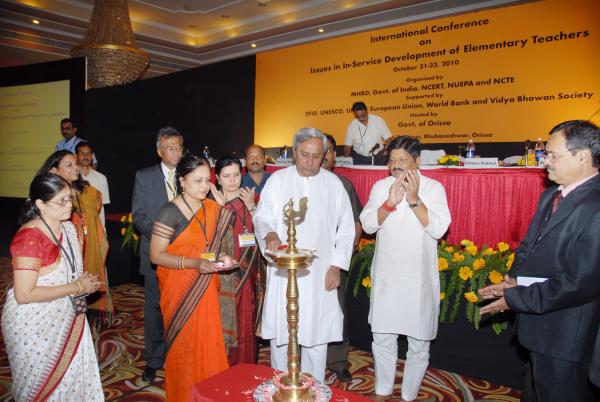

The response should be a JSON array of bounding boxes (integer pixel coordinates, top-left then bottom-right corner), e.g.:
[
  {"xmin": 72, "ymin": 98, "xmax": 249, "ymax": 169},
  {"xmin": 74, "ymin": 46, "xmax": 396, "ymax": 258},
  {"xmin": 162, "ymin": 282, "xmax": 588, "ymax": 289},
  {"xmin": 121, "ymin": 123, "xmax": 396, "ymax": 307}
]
[{"xmin": 369, "ymin": 143, "xmax": 380, "ymax": 154}]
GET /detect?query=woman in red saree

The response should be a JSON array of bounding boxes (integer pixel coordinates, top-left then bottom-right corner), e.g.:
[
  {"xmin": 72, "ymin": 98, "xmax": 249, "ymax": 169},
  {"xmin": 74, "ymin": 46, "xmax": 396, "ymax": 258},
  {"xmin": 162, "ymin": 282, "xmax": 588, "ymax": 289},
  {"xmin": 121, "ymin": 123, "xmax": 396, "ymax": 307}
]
[
  {"xmin": 39, "ymin": 150, "xmax": 112, "ymax": 322},
  {"xmin": 150, "ymin": 154, "xmax": 233, "ymax": 402},
  {"xmin": 211, "ymin": 155, "xmax": 260, "ymax": 364},
  {"xmin": 1, "ymin": 173, "xmax": 104, "ymax": 401}
]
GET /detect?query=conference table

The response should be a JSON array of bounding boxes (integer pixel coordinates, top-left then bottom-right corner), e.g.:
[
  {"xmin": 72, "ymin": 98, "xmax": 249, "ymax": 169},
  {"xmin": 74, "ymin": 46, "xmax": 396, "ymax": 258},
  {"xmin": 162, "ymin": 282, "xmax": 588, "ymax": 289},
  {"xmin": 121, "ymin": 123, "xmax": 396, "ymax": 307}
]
[
  {"xmin": 266, "ymin": 164, "xmax": 549, "ymax": 248},
  {"xmin": 190, "ymin": 363, "xmax": 371, "ymax": 401}
]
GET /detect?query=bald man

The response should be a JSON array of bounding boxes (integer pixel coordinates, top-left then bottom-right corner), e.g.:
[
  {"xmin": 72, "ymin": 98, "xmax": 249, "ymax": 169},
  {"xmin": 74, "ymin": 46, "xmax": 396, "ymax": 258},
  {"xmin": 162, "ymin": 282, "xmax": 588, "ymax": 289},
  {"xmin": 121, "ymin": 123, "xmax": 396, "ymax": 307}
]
[{"xmin": 242, "ymin": 144, "xmax": 271, "ymax": 195}]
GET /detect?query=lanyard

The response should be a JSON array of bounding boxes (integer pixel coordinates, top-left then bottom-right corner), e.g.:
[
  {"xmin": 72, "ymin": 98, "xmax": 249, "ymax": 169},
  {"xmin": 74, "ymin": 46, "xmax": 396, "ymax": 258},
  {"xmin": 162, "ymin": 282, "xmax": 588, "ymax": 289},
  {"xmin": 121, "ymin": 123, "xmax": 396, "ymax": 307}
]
[
  {"xmin": 182, "ymin": 194, "xmax": 209, "ymax": 250},
  {"xmin": 73, "ymin": 190, "xmax": 84, "ymax": 221},
  {"xmin": 357, "ymin": 124, "xmax": 368, "ymax": 145},
  {"xmin": 229, "ymin": 201, "xmax": 249, "ymax": 233},
  {"xmin": 40, "ymin": 219, "xmax": 77, "ymax": 280}
]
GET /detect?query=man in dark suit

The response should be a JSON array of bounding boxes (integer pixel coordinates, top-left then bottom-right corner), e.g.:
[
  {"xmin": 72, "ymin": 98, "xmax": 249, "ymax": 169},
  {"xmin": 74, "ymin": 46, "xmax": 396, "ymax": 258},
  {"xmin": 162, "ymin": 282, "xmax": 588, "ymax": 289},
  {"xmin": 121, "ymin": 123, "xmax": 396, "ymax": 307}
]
[
  {"xmin": 479, "ymin": 120, "xmax": 600, "ymax": 402},
  {"xmin": 132, "ymin": 126, "xmax": 184, "ymax": 382},
  {"xmin": 322, "ymin": 134, "xmax": 363, "ymax": 383}
]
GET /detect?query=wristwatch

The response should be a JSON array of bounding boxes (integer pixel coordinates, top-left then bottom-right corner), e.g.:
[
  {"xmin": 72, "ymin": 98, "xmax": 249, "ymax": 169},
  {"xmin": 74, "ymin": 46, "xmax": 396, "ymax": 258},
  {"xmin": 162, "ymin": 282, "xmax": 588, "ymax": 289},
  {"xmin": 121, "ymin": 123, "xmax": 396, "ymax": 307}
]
[{"xmin": 408, "ymin": 199, "xmax": 422, "ymax": 208}]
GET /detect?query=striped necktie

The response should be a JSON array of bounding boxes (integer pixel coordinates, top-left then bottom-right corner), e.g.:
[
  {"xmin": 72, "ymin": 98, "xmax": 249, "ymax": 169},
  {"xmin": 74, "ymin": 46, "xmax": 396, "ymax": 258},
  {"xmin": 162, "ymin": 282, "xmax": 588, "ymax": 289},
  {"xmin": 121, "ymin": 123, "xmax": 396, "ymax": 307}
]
[{"xmin": 167, "ymin": 170, "xmax": 176, "ymax": 201}]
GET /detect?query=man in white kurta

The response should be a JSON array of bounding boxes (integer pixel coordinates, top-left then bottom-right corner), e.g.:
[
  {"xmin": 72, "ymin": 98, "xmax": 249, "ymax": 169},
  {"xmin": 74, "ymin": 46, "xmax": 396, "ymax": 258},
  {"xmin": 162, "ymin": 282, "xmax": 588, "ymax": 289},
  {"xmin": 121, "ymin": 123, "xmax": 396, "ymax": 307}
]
[
  {"xmin": 253, "ymin": 128, "xmax": 355, "ymax": 382},
  {"xmin": 360, "ymin": 136, "xmax": 451, "ymax": 401}
]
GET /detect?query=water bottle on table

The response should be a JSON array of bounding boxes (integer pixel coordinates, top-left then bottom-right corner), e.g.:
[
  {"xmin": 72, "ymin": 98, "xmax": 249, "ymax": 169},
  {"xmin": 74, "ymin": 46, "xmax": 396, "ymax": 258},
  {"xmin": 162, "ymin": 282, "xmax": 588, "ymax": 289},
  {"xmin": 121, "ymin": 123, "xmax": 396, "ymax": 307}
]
[
  {"xmin": 535, "ymin": 138, "xmax": 545, "ymax": 166},
  {"xmin": 466, "ymin": 140, "xmax": 476, "ymax": 158}
]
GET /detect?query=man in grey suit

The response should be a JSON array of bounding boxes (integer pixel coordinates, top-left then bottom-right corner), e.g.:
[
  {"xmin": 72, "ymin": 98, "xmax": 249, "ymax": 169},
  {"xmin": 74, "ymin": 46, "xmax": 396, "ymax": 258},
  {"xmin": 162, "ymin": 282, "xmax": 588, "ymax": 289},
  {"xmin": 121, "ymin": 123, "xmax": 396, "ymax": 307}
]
[{"xmin": 132, "ymin": 127, "xmax": 184, "ymax": 382}]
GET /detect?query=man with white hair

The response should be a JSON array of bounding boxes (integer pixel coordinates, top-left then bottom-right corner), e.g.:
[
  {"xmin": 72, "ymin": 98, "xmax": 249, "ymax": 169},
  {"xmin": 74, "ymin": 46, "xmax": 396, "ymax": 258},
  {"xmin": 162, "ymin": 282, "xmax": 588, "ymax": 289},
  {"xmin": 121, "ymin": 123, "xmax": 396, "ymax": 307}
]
[{"xmin": 253, "ymin": 127, "xmax": 355, "ymax": 382}]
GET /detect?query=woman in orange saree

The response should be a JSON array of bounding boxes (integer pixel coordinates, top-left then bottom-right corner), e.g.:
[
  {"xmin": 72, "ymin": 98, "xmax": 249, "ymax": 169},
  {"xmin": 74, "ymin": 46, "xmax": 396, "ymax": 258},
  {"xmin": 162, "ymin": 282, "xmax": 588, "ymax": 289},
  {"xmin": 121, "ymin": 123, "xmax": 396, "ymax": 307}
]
[
  {"xmin": 150, "ymin": 154, "xmax": 233, "ymax": 402},
  {"xmin": 39, "ymin": 150, "xmax": 112, "ymax": 321}
]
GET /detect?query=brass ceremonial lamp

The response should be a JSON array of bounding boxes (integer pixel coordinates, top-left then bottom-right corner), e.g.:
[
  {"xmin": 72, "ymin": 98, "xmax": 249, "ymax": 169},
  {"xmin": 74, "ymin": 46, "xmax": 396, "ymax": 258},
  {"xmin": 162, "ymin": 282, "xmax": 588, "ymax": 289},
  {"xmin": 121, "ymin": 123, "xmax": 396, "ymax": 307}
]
[{"xmin": 254, "ymin": 197, "xmax": 320, "ymax": 402}]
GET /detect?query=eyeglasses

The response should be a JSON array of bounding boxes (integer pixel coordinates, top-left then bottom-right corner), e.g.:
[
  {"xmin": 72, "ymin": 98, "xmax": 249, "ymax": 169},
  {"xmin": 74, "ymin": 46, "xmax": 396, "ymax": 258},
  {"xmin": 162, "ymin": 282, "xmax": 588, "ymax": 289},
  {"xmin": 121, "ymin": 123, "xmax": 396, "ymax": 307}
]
[
  {"xmin": 546, "ymin": 149, "xmax": 574, "ymax": 161},
  {"xmin": 162, "ymin": 145, "xmax": 184, "ymax": 153},
  {"xmin": 46, "ymin": 196, "xmax": 73, "ymax": 207}
]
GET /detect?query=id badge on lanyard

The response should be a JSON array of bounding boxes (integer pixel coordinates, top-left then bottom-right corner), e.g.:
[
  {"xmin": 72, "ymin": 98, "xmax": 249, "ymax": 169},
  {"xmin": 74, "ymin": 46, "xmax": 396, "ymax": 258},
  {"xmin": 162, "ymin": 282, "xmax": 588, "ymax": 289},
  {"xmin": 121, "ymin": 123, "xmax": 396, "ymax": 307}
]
[
  {"xmin": 238, "ymin": 232, "xmax": 256, "ymax": 247},
  {"xmin": 201, "ymin": 252, "xmax": 216, "ymax": 262}
]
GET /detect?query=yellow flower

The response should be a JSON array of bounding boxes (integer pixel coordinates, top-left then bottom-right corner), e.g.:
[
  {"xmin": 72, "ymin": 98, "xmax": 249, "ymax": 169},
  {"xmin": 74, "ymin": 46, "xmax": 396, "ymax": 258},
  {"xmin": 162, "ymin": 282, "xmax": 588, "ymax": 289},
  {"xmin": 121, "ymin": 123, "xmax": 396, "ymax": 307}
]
[
  {"xmin": 459, "ymin": 266, "xmax": 473, "ymax": 281},
  {"xmin": 128, "ymin": 213, "xmax": 133, "ymax": 223},
  {"xmin": 506, "ymin": 253, "xmax": 515, "ymax": 270},
  {"xmin": 464, "ymin": 291, "xmax": 479, "ymax": 303},
  {"xmin": 460, "ymin": 239, "xmax": 474, "ymax": 247},
  {"xmin": 440, "ymin": 292, "xmax": 446, "ymax": 301},
  {"xmin": 444, "ymin": 246, "xmax": 454, "ymax": 253},
  {"xmin": 133, "ymin": 233, "xmax": 139, "ymax": 241},
  {"xmin": 438, "ymin": 156, "xmax": 449, "ymax": 164},
  {"xmin": 449, "ymin": 155, "xmax": 460, "ymax": 161},
  {"xmin": 120, "ymin": 216, "xmax": 126, "ymax": 223},
  {"xmin": 489, "ymin": 270, "xmax": 504, "ymax": 284},
  {"xmin": 482, "ymin": 247, "xmax": 496, "ymax": 256},
  {"xmin": 497, "ymin": 242, "xmax": 510, "ymax": 252},
  {"xmin": 452, "ymin": 252, "xmax": 465, "ymax": 262},
  {"xmin": 465, "ymin": 244, "xmax": 479, "ymax": 256},
  {"xmin": 120, "ymin": 227, "xmax": 126, "ymax": 236},
  {"xmin": 438, "ymin": 257, "xmax": 449, "ymax": 271},
  {"xmin": 473, "ymin": 258, "xmax": 486, "ymax": 271},
  {"xmin": 361, "ymin": 277, "xmax": 371, "ymax": 288}
]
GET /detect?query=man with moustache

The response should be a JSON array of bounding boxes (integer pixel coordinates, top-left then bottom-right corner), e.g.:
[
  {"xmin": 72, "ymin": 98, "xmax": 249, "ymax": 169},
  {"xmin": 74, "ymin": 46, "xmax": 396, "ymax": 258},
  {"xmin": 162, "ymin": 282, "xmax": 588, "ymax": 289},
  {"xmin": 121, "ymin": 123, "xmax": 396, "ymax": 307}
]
[
  {"xmin": 132, "ymin": 126, "xmax": 184, "ymax": 382},
  {"xmin": 253, "ymin": 127, "xmax": 355, "ymax": 382},
  {"xmin": 322, "ymin": 134, "xmax": 362, "ymax": 382},
  {"xmin": 242, "ymin": 144, "xmax": 271, "ymax": 195},
  {"xmin": 76, "ymin": 141, "xmax": 110, "ymax": 231},
  {"xmin": 343, "ymin": 102, "xmax": 392, "ymax": 165},
  {"xmin": 56, "ymin": 118, "xmax": 97, "ymax": 167},
  {"xmin": 479, "ymin": 120, "xmax": 600, "ymax": 402},
  {"xmin": 360, "ymin": 135, "xmax": 451, "ymax": 401}
]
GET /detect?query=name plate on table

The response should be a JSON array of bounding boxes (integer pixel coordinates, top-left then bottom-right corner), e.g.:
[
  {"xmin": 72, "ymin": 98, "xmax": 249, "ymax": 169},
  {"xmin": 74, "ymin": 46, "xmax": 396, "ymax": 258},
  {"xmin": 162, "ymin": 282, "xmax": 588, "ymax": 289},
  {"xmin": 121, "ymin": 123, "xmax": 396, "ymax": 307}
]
[
  {"xmin": 463, "ymin": 157, "xmax": 499, "ymax": 168},
  {"xmin": 275, "ymin": 158, "xmax": 294, "ymax": 166},
  {"xmin": 335, "ymin": 156, "xmax": 354, "ymax": 166}
]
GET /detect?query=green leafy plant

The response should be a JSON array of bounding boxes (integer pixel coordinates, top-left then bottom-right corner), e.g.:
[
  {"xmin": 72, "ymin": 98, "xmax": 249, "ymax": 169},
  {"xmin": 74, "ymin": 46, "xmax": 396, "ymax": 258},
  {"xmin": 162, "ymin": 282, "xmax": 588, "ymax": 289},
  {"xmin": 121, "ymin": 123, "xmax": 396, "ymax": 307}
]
[
  {"xmin": 119, "ymin": 213, "xmax": 140, "ymax": 255},
  {"xmin": 350, "ymin": 238, "xmax": 515, "ymax": 335}
]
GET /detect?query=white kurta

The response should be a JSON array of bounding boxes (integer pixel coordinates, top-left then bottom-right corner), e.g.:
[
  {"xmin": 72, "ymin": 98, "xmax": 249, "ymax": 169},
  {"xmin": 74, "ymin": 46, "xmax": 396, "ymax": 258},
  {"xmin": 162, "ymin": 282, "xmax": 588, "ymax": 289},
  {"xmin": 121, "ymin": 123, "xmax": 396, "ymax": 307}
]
[
  {"xmin": 360, "ymin": 173, "xmax": 451, "ymax": 340},
  {"xmin": 253, "ymin": 166, "xmax": 355, "ymax": 347}
]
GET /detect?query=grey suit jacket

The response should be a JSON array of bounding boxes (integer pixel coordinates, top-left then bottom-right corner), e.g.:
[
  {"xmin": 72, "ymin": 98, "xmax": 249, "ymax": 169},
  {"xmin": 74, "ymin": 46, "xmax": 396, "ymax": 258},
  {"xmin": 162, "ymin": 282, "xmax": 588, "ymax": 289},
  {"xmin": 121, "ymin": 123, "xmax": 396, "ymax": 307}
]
[{"xmin": 132, "ymin": 164, "xmax": 170, "ymax": 275}]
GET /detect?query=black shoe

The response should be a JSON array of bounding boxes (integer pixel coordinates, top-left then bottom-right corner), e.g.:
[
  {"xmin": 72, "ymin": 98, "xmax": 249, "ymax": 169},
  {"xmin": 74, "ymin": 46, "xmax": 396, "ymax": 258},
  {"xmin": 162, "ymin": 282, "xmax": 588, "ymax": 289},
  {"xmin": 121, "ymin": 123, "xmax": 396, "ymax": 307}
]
[
  {"xmin": 333, "ymin": 368, "xmax": 353, "ymax": 383},
  {"xmin": 142, "ymin": 366, "xmax": 157, "ymax": 382}
]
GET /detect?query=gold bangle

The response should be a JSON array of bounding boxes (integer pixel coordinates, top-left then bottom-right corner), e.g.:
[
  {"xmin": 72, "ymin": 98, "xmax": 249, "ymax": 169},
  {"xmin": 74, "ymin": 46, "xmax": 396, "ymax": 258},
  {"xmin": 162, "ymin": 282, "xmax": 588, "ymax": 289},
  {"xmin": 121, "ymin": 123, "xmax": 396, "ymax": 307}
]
[
  {"xmin": 71, "ymin": 281, "xmax": 79, "ymax": 294},
  {"xmin": 181, "ymin": 256, "xmax": 186, "ymax": 270},
  {"xmin": 77, "ymin": 279, "xmax": 85, "ymax": 294}
]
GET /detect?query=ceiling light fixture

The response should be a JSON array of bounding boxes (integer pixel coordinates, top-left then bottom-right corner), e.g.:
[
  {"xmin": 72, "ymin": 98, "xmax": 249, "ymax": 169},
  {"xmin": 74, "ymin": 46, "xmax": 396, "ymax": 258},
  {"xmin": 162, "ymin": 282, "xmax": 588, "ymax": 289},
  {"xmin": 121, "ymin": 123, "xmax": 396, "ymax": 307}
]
[
  {"xmin": 71, "ymin": 0, "xmax": 149, "ymax": 88},
  {"xmin": 32, "ymin": 19, "xmax": 40, "ymax": 24},
  {"xmin": 251, "ymin": 43, "xmax": 257, "ymax": 48},
  {"xmin": 318, "ymin": 28, "xmax": 324, "ymax": 33}
]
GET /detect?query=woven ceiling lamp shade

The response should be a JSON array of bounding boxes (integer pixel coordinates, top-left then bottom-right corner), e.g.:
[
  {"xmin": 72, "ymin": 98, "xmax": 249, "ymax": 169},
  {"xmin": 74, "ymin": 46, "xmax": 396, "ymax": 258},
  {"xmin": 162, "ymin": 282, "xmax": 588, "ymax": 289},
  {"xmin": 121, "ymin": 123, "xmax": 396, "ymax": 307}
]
[{"xmin": 72, "ymin": 0, "xmax": 149, "ymax": 88}]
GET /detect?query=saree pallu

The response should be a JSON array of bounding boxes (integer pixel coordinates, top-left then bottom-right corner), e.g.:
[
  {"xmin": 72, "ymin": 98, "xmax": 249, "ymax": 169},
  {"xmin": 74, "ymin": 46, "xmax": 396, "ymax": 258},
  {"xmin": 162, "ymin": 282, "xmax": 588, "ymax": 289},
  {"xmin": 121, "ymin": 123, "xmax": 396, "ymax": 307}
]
[
  {"xmin": 219, "ymin": 198, "xmax": 260, "ymax": 365},
  {"xmin": 157, "ymin": 201, "xmax": 229, "ymax": 402},
  {"xmin": 1, "ymin": 223, "xmax": 103, "ymax": 401},
  {"xmin": 72, "ymin": 185, "xmax": 113, "ymax": 319}
]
